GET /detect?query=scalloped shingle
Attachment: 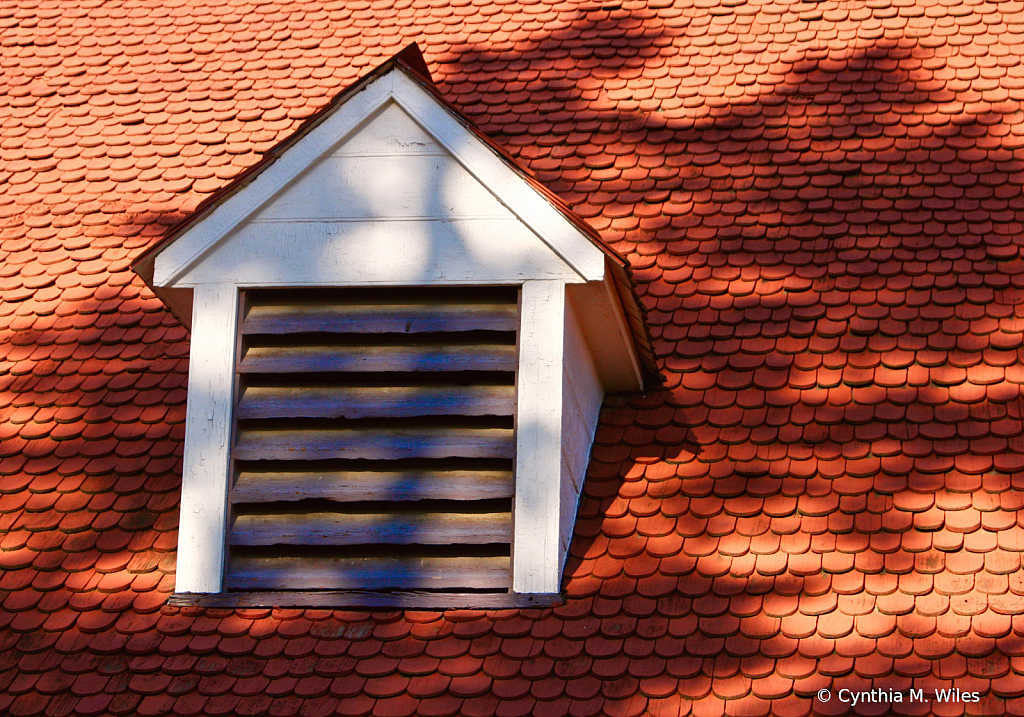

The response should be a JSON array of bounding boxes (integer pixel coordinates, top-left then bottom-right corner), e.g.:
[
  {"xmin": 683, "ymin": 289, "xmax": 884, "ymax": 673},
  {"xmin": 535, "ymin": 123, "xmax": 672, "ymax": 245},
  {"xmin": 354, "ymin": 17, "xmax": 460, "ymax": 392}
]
[{"xmin": 4, "ymin": 0, "xmax": 1024, "ymax": 715}]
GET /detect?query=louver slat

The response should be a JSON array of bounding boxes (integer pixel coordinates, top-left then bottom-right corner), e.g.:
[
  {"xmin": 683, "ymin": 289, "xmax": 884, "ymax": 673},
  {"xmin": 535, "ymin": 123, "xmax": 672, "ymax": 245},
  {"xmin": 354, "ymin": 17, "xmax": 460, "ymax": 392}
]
[
  {"xmin": 236, "ymin": 385, "xmax": 515, "ymax": 419},
  {"xmin": 233, "ymin": 426, "xmax": 514, "ymax": 461},
  {"xmin": 238, "ymin": 344, "xmax": 517, "ymax": 374},
  {"xmin": 226, "ymin": 555, "xmax": 511, "ymax": 591},
  {"xmin": 231, "ymin": 469, "xmax": 514, "ymax": 503},
  {"xmin": 228, "ymin": 287, "xmax": 518, "ymax": 595},
  {"xmin": 242, "ymin": 302, "xmax": 518, "ymax": 334},
  {"xmin": 229, "ymin": 511, "xmax": 512, "ymax": 546}
]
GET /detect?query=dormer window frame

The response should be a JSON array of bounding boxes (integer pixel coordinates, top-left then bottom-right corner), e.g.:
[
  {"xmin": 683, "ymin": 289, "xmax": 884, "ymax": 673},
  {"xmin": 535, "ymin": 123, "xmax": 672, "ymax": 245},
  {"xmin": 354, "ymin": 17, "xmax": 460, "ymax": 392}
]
[
  {"xmin": 134, "ymin": 46, "xmax": 657, "ymax": 609},
  {"xmin": 171, "ymin": 280, "xmax": 593, "ymax": 608}
]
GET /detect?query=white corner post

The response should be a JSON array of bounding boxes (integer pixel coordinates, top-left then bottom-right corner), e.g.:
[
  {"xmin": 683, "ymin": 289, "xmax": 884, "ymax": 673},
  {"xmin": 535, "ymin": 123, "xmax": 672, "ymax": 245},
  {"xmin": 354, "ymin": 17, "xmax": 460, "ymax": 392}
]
[
  {"xmin": 175, "ymin": 284, "xmax": 238, "ymax": 593},
  {"xmin": 513, "ymin": 280, "xmax": 565, "ymax": 593}
]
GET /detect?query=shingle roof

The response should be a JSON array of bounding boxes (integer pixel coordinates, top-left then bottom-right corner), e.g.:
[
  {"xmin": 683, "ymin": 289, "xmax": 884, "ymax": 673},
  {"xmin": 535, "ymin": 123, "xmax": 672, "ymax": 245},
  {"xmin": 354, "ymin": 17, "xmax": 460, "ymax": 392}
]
[{"xmin": 3, "ymin": 1, "xmax": 1024, "ymax": 716}]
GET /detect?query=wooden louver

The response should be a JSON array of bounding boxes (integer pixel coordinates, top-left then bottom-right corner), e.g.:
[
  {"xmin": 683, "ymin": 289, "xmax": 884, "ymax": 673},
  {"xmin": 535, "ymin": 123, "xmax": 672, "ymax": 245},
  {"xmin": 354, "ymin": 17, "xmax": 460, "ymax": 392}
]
[{"xmin": 225, "ymin": 287, "xmax": 518, "ymax": 593}]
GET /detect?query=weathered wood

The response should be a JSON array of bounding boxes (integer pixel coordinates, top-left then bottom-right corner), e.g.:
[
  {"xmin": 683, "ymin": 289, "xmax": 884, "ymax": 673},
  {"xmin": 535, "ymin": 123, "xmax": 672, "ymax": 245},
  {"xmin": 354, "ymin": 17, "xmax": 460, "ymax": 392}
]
[
  {"xmin": 231, "ymin": 468, "xmax": 514, "ymax": 503},
  {"xmin": 236, "ymin": 384, "xmax": 515, "ymax": 420},
  {"xmin": 229, "ymin": 510, "xmax": 512, "ymax": 546},
  {"xmin": 233, "ymin": 426, "xmax": 514, "ymax": 461},
  {"xmin": 168, "ymin": 590, "xmax": 563, "ymax": 609},
  {"xmin": 238, "ymin": 343, "xmax": 517, "ymax": 374},
  {"xmin": 226, "ymin": 554, "xmax": 511, "ymax": 590},
  {"xmin": 228, "ymin": 286, "xmax": 522, "ymax": 595},
  {"xmin": 242, "ymin": 302, "xmax": 518, "ymax": 335}
]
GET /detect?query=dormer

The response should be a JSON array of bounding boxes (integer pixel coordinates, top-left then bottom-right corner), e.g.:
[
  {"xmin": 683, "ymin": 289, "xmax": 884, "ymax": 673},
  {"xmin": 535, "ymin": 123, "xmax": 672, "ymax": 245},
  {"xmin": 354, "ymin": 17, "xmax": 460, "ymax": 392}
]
[{"xmin": 133, "ymin": 45, "xmax": 657, "ymax": 607}]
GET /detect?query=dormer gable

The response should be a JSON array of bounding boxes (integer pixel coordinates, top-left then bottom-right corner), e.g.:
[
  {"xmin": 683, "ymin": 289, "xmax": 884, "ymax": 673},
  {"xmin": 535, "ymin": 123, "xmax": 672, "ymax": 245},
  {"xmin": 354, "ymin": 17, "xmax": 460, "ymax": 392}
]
[
  {"xmin": 134, "ymin": 45, "xmax": 657, "ymax": 606},
  {"xmin": 156, "ymin": 102, "xmax": 595, "ymax": 288}
]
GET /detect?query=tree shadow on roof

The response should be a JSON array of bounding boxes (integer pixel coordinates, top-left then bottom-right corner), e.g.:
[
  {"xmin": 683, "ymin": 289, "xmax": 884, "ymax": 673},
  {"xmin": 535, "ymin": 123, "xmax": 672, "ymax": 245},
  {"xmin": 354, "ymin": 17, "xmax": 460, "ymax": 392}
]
[{"xmin": 490, "ymin": 16, "xmax": 1024, "ymax": 714}]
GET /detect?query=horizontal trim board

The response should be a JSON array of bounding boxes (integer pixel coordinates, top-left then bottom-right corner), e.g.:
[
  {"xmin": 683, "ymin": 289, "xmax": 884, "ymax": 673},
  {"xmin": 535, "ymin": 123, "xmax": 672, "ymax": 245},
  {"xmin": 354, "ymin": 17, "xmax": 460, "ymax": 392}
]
[
  {"xmin": 238, "ymin": 343, "xmax": 518, "ymax": 373},
  {"xmin": 250, "ymin": 215, "xmax": 515, "ymax": 224},
  {"xmin": 177, "ymin": 219, "xmax": 585, "ymax": 286},
  {"xmin": 230, "ymin": 468, "xmax": 514, "ymax": 502},
  {"xmin": 229, "ymin": 510, "xmax": 512, "ymax": 546},
  {"xmin": 226, "ymin": 554, "xmax": 511, "ymax": 590},
  {"xmin": 245, "ymin": 287, "xmax": 520, "ymax": 301},
  {"xmin": 236, "ymin": 384, "xmax": 515, "ymax": 420},
  {"xmin": 168, "ymin": 591, "xmax": 564, "ymax": 609},
  {"xmin": 243, "ymin": 302, "xmax": 518, "ymax": 335},
  {"xmin": 233, "ymin": 426, "xmax": 515, "ymax": 461}
]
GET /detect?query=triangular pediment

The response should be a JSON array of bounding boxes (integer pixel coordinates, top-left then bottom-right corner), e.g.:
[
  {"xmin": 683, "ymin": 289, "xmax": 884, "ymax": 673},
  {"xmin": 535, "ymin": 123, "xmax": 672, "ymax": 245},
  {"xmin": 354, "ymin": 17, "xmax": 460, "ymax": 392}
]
[
  {"xmin": 254, "ymin": 104, "xmax": 510, "ymax": 222},
  {"xmin": 145, "ymin": 57, "xmax": 608, "ymax": 290}
]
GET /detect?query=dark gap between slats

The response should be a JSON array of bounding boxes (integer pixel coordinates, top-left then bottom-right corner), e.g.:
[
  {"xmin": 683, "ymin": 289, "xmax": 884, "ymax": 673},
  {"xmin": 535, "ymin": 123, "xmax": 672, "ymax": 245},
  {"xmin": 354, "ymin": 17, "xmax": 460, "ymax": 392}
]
[
  {"xmin": 235, "ymin": 416, "xmax": 515, "ymax": 430},
  {"xmin": 233, "ymin": 458, "xmax": 513, "ymax": 472},
  {"xmin": 238, "ymin": 371, "xmax": 515, "ymax": 388}
]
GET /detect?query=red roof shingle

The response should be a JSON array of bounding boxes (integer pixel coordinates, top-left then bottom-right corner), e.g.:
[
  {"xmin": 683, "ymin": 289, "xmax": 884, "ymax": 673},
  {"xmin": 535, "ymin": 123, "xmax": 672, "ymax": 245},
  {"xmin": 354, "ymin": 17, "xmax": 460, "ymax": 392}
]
[{"xmin": 4, "ymin": 0, "xmax": 1024, "ymax": 715}]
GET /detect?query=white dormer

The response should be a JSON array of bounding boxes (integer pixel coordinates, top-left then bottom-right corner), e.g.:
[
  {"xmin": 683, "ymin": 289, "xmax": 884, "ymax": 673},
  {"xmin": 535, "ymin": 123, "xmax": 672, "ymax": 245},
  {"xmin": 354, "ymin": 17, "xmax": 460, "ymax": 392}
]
[{"xmin": 134, "ymin": 45, "xmax": 656, "ymax": 607}]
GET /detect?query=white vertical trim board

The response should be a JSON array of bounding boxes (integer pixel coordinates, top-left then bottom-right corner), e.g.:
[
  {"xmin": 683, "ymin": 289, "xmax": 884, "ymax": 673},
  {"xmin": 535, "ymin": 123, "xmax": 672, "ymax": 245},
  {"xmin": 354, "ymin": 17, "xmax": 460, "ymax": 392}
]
[
  {"xmin": 175, "ymin": 284, "xmax": 239, "ymax": 593},
  {"xmin": 559, "ymin": 300, "xmax": 604, "ymax": 570},
  {"xmin": 513, "ymin": 280, "xmax": 566, "ymax": 594}
]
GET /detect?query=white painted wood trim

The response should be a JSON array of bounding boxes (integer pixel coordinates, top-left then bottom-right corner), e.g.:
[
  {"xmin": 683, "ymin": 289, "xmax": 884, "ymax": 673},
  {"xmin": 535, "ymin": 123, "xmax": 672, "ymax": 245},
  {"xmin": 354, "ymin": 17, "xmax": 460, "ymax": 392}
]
[
  {"xmin": 172, "ymin": 219, "xmax": 582, "ymax": 287},
  {"xmin": 512, "ymin": 280, "xmax": 565, "ymax": 594},
  {"xmin": 175, "ymin": 284, "xmax": 239, "ymax": 593},
  {"xmin": 390, "ymin": 73, "xmax": 605, "ymax": 283},
  {"xmin": 565, "ymin": 268, "xmax": 644, "ymax": 392},
  {"xmin": 600, "ymin": 271, "xmax": 644, "ymax": 390},
  {"xmin": 154, "ymin": 77, "xmax": 395, "ymax": 286},
  {"xmin": 559, "ymin": 300, "xmax": 604, "ymax": 571}
]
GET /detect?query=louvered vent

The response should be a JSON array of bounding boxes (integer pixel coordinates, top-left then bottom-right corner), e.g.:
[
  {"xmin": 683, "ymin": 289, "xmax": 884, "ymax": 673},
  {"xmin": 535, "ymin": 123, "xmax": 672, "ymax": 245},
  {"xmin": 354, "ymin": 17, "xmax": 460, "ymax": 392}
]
[{"xmin": 225, "ymin": 287, "xmax": 519, "ymax": 593}]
